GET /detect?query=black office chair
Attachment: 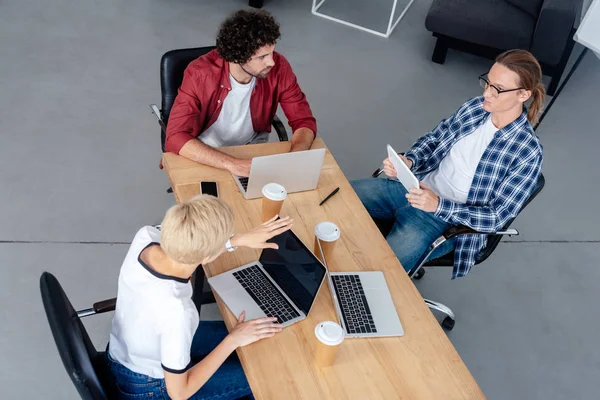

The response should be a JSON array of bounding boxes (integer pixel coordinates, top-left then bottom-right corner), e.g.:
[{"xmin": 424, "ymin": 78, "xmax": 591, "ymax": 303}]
[
  {"xmin": 40, "ymin": 272, "xmax": 250, "ymax": 400},
  {"xmin": 150, "ymin": 46, "xmax": 289, "ymax": 156},
  {"xmin": 370, "ymin": 167, "xmax": 546, "ymax": 330},
  {"xmin": 40, "ymin": 271, "xmax": 117, "ymax": 400}
]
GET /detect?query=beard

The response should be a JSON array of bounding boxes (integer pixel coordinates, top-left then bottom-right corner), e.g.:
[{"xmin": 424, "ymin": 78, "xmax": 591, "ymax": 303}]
[
  {"xmin": 254, "ymin": 68, "xmax": 273, "ymax": 79},
  {"xmin": 242, "ymin": 65, "xmax": 272, "ymax": 79}
]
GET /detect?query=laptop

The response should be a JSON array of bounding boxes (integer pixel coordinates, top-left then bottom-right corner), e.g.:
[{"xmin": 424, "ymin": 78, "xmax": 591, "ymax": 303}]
[
  {"xmin": 209, "ymin": 227, "xmax": 404, "ymax": 337},
  {"xmin": 233, "ymin": 148, "xmax": 326, "ymax": 199},
  {"xmin": 316, "ymin": 240, "xmax": 405, "ymax": 338},
  {"xmin": 208, "ymin": 229, "xmax": 327, "ymax": 327}
]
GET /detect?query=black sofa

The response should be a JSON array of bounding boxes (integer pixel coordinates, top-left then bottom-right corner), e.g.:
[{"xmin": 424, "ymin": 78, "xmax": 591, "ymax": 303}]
[{"xmin": 425, "ymin": 0, "xmax": 582, "ymax": 95}]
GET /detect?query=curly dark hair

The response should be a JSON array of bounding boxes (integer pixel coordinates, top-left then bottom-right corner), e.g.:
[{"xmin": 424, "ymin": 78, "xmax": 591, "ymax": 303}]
[{"xmin": 216, "ymin": 10, "xmax": 281, "ymax": 64}]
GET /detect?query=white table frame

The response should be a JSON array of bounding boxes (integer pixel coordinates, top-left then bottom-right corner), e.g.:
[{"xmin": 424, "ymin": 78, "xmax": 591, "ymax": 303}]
[{"xmin": 311, "ymin": 0, "xmax": 416, "ymax": 38}]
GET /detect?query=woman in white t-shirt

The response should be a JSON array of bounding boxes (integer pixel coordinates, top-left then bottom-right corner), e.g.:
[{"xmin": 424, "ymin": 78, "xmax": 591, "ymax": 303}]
[{"xmin": 107, "ymin": 195, "xmax": 293, "ymax": 399}]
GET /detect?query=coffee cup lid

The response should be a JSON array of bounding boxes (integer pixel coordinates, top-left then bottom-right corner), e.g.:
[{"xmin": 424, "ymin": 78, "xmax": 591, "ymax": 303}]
[
  {"xmin": 314, "ymin": 222, "xmax": 340, "ymax": 242},
  {"xmin": 262, "ymin": 183, "xmax": 287, "ymax": 201},
  {"xmin": 315, "ymin": 321, "xmax": 344, "ymax": 346}
]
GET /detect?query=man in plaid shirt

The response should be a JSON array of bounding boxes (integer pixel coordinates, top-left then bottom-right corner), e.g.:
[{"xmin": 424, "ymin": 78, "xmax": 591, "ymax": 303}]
[{"xmin": 352, "ymin": 50, "xmax": 544, "ymax": 279}]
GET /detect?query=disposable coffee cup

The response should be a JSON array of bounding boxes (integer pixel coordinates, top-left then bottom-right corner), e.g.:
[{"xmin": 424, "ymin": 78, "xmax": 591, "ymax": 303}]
[
  {"xmin": 314, "ymin": 222, "xmax": 341, "ymax": 265},
  {"xmin": 262, "ymin": 183, "xmax": 287, "ymax": 222},
  {"xmin": 314, "ymin": 321, "xmax": 345, "ymax": 367}
]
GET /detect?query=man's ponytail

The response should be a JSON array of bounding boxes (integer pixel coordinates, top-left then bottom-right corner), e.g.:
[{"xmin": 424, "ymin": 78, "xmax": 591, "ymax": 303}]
[{"xmin": 527, "ymin": 84, "xmax": 546, "ymax": 125}]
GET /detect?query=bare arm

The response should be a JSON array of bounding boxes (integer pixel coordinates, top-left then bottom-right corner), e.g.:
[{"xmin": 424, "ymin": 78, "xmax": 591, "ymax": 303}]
[
  {"xmin": 290, "ymin": 128, "xmax": 315, "ymax": 152},
  {"xmin": 179, "ymin": 139, "xmax": 252, "ymax": 177},
  {"xmin": 164, "ymin": 315, "xmax": 282, "ymax": 400},
  {"xmin": 163, "ymin": 335, "xmax": 237, "ymax": 400},
  {"xmin": 163, "ymin": 218, "xmax": 291, "ymax": 400}
]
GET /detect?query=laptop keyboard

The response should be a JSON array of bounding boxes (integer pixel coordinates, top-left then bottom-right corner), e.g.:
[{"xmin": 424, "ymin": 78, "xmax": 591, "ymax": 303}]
[
  {"xmin": 238, "ymin": 177, "xmax": 249, "ymax": 191},
  {"xmin": 233, "ymin": 265, "xmax": 300, "ymax": 324},
  {"xmin": 332, "ymin": 275, "xmax": 378, "ymax": 334}
]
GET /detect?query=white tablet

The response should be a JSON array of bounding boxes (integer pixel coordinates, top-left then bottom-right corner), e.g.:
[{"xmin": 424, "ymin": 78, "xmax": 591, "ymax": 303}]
[{"xmin": 386, "ymin": 144, "xmax": 419, "ymax": 191}]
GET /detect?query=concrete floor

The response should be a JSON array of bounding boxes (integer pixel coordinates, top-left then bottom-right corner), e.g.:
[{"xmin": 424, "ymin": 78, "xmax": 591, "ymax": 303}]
[{"xmin": 1, "ymin": 0, "xmax": 599, "ymax": 398}]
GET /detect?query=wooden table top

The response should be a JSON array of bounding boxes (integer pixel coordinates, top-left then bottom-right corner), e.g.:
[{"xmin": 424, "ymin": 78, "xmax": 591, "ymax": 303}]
[{"xmin": 162, "ymin": 138, "xmax": 485, "ymax": 400}]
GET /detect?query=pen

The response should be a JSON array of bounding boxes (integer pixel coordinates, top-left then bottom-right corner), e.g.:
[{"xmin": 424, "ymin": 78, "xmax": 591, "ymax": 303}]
[{"xmin": 319, "ymin": 187, "xmax": 340, "ymax": 206}]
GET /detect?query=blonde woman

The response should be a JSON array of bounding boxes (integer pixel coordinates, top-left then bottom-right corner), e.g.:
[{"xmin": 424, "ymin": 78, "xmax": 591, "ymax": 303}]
[{"xmin": 107, "ymin": 195, "xmax": 292, "ymax": 399}]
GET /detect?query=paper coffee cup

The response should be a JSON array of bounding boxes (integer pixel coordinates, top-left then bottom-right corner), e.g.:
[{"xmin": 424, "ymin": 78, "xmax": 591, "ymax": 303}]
[
  {"xmin": 314, "ymin": 222, "xmax": 340, "ymax": 265},
  {"xmin": 314, "ymin": 321, "xmax": 345, "ymax": 367},
  {"xmin": 262, "ymin": 183, "xmax": 287, "ymax": 222}
]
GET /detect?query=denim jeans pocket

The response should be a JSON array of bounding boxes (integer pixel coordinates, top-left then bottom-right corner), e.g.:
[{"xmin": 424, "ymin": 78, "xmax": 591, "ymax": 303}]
[
  {"xmin": 115, "ymin": 380, "xmax": 161, "ymax": 399},
  {"xmin": 107, "ymin": 354, "xmax": 162, "ymax": 398}
]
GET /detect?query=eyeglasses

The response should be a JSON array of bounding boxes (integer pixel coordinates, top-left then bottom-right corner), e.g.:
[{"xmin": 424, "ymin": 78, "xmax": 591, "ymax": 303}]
[{"xmin": 479, "ymin": 74, "xmax": 523, "ymax": 98}]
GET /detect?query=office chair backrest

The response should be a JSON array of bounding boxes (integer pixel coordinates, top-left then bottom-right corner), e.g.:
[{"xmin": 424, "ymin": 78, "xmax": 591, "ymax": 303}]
[
  {"xmin": 160, "ymin": 46, "xmax": 216, "ymax": 151},
  {"xmin": 424, "ymin": 173, "xmax": 546, "ymax": 266},
  {"xmin": 40, "ymin": 272, "xmax": 114, "ymax": 400},
  {"xmin": 473, "ymin": 173, "xmax": 545, "ymax": 263}
]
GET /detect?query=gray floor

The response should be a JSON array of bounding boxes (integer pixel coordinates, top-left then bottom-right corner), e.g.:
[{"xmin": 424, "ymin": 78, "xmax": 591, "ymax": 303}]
[{"xmin": 1, "ymin": 0, "xmax": 599, "ymax": 399}]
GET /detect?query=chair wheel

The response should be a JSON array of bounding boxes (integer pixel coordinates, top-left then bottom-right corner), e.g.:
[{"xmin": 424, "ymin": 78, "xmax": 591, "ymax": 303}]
[
  {"xmin": 414, "ymin": 268, "xmax": 426, "ymax": 280},
  {"xmin": 442, "ymin": 316, "xmax": 455, "ymax": 331},
  {"xmin": 167, "ymin": 187, "xmax": 173, "ymax": 193}
]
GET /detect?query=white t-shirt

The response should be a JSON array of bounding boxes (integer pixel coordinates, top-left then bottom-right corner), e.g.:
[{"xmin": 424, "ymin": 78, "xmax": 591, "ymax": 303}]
[
  {"xmin": 200, "ymin": 74, "xmax": 257, "ymax": 148},
  {"xmin": 109, "ymin": 226, "xmax": 199, "ymax": 379},
  {"xmin": 422, "ymin": 116, "xmax": 497, "ymax": 204}
]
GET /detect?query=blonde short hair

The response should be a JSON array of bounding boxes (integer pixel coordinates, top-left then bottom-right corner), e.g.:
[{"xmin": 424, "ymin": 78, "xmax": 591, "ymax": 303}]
[{"xmin": 160, "ymin": 195, "xmax": 234, "ymax": 265}]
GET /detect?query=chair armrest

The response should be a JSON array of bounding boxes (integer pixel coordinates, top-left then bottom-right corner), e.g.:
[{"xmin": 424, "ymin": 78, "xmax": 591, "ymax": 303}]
[
  {"xmin": 76, "ymin": 297, "xmax": 117, "ymax": 318},
  {"xmin": 530, "ymin": 0, "xmax": 578, "ymax": 66},
  {"xmin": 93, "ymin": 298, "xmax": 117, "ymax": 313},
  {"xmin": 410, "ymin": 226, "xmax": 519, "ymax": 276},
  {"xmin": 272, "ymin": 115, "xmax": 289, "ymax": 142},
  {"xmin": 151, "ymin": 104, "xmax": 168, "ymax": 152},
  {"xmin": 150, "ymin": 104, "xmax": 166, "ymax": 131},
  {"xmin": 443, "ymin": 225, "xmax": 519, "ymax": 239},
  {"xmin": 372, "ymin": 166, "xmax": 384, "ymax": 178}
]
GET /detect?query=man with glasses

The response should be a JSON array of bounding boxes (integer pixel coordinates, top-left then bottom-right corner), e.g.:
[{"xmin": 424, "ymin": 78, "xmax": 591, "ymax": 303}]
[
  {"xmin": 351, "ymin": 49, "xmax": 544, "ymax": 279},
  {"xmin": 165, "ymin": 10, "xmax": 317, "ymax": 177}
]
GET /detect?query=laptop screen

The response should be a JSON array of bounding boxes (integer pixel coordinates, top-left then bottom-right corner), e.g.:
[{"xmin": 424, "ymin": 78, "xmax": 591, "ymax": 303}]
[{"xmin": 259, "ymin": 229, "xmax": 327, "ymax": 315}]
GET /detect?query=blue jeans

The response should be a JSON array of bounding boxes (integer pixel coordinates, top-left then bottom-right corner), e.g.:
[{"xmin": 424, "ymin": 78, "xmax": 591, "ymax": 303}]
[
  {"xmin": 351, "ymin": 178, "xmax": 455, "ymax": 272},
  {"xmin": 107, "ymin": 321, "xmax": 253, "ymax": 400}
]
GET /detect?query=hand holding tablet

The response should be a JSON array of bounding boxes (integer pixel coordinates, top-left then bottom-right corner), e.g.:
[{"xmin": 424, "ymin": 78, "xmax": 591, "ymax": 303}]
[{"xmin": 386, "ymin": 145, "xmax": 419, "ymax": 191}]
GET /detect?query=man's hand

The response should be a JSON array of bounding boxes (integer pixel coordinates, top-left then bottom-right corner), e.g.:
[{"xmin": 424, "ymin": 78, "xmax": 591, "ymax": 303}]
[
  {"xmin": 382, "ymin": 154, "xmax": 412, "ymax": 178},
  {"xmin": 406, "ymin": 182, "xmax": 439, "ymax": 212},
  {"xmin": 228, "ymin": 158, "xmax": 252, "ymax": 177},
  {"xmin": 230, "ymin": 216, "xmax": 293, "ymax": 249}
]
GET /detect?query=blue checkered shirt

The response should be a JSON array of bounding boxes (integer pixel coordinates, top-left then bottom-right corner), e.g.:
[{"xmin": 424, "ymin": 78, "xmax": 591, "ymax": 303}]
[{"xmin": 405, "ymin": 97, "xmax": 543, "ymax": 279}]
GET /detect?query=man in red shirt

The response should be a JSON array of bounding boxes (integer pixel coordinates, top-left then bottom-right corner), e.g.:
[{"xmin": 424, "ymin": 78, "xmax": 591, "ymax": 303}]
[{"xmin": 165, "ymin": 10, "xmax": 317, "ymax": 177}]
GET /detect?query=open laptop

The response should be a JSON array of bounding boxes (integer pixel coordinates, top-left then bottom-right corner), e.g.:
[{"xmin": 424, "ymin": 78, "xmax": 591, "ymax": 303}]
[
  {"xmin": 208, "ymin": 229, "xmax": 327, "ymax": 327},
  {"xmin": 316, "ymin": 240, "xmax": 405, "ymax": 338},
  {"xmin": 233, "ymin": 148, "xmax": 326, "ymax": 199},
  {"xmin": 209, "ymin": 227, "xmax": 404, "ymax": 337}
]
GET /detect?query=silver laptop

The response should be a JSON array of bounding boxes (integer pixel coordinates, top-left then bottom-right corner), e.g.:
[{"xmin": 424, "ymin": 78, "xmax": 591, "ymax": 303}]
[
  {"xmin": 233, "ymin": 148, "xmax": 326, "ymax": 199},
  {"xmin": 208, "ymin": 229, "xmax": 327, "ymax": 327},
  {"xmin": 316, "ymin": 242, "xmax": 405, "ymax": 338}
]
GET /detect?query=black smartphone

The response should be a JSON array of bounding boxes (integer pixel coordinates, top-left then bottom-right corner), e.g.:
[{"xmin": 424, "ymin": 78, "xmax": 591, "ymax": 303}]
[{"xmin": 200, "ymin": 181, "xmax": 219, "ymax": 197}]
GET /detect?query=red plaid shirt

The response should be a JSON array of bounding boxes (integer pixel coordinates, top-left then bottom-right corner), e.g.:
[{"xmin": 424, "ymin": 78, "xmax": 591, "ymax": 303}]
[{"xmin": 165, "ymin": 50, "xmax": 317, "ymax": 154}]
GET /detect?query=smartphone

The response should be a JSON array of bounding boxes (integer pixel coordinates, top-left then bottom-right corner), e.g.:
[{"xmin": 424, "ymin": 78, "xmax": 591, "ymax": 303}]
[{"xmin": 200, "ymin": 181, "xmax": 219, "ymax": 197}]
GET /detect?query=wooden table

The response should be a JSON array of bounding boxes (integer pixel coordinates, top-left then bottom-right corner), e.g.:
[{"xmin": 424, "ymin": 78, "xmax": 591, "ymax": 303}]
[{"xmin": 162, "ymin": 139, "xmax": 485, "ymax": 400}]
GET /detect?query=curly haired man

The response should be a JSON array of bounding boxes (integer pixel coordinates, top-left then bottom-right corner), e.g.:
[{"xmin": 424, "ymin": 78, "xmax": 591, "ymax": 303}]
[{"xmin": 165, "ymin": 10, "xmax": 317, "ymax": 177}]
